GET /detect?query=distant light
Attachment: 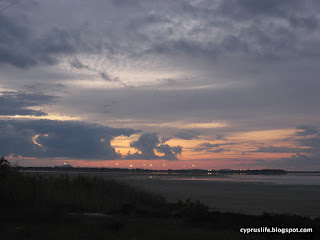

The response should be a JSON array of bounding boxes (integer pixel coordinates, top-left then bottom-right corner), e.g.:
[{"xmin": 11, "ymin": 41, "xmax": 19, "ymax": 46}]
[
  {"xmin": 116, "ymin": 163, "xmax": 119, "ymax": 166},
  {"xmin": 130, "ymin": 164, "xmax": 133, "ymax": 167},
  {"xmin": 143, "ymin": 163, "xmax": 145, "ymax": 166},
  {"xmin": 192, "ymin": 164, "xmax": 195, "ymax": 167},
  {"xmin": 150, "ymin": 164, "xmax": 152, "ymax": 167},
  {"xmin": 163, "ymin": 164, "xmax": 166, "ymax": 166},
  {"xmin": 149, "ymin": 176, "xmax": 152, "ymax": 179},
  {"xmin": 64, "ymin": 162, "xmax": 66, "ymax": 165}
]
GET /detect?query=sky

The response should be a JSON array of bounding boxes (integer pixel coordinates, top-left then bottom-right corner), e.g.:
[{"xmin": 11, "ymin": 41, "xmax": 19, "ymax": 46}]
[{"xmin": 0, "ymin": 0, "xmax": 319, "ymax": 170}]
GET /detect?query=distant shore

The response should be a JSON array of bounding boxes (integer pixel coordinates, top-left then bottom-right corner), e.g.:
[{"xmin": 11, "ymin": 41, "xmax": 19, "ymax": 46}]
[{"xmin": 18, "ymin": 166, "xmax": 320, "ymax": 174}]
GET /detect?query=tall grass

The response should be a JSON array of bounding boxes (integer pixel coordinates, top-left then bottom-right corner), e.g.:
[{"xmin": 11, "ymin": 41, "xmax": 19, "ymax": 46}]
[{"xmin": 0, "ymin": 158, "xmax": 166, "ymax": 216}]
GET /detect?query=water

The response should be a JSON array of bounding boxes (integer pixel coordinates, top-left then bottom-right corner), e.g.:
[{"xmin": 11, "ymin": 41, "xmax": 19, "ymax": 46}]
[
  {"xmin": 136, "ymin": 173, "xmax": 320, "ymax": 185},
  {"xmin": 24, "ymin": 170, "xmax": 320, "ymax": 185}
]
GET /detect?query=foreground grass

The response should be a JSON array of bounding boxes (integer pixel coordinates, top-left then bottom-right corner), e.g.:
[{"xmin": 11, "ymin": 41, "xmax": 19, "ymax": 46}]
[{"xmin": 1, "ymin": 158, "xmax": 319, "ymax": 240}]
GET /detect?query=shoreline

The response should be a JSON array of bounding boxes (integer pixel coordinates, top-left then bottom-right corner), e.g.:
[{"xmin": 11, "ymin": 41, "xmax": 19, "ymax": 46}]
[{"xmin": 121, "ymin": 177, "xmax": 320, "ymax": 218}]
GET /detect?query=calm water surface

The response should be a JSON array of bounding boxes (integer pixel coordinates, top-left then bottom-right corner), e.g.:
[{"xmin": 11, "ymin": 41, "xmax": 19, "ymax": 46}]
[
  {"xmin": 136, "ymin": 173, "xmax": 320, "ymax": 185},
  {"xmin": 25, "ymin": 170, "xmax": 320, "ymax": 185}
]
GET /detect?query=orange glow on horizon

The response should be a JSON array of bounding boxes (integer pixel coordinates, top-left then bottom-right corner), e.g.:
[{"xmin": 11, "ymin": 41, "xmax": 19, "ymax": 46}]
[{"xmin": 8, "ymin": 127, "xmax": 309, "ymax": 170}]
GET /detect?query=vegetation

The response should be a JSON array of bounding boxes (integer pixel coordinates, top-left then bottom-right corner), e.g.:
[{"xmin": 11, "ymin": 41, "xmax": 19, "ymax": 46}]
[{"xmin": 1, "ymin": 157, "xmax": 319, "ymax": 240}]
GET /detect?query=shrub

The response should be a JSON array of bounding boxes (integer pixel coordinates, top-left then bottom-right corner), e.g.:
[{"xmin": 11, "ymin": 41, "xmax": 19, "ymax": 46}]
[{"xmin": 0, "ymin": 156, "xmax": 12, "ymax": 179}]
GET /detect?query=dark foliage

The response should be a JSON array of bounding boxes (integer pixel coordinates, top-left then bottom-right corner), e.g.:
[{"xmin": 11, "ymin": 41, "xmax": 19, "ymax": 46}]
[{"xmin": 0, "ymin": 156, "xmax": 13, "ymax": 179}]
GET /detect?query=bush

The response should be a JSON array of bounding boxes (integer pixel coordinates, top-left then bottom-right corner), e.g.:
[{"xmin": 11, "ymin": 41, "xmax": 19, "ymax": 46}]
[{"xmin": 0, "ymin": 156, "xmax": 12, "ymax": 179}]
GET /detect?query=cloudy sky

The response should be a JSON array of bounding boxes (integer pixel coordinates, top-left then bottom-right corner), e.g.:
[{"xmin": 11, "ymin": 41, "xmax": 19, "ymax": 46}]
[{"xmin": 1, "ymin": 0, "xmax": 319, "ymax": 170}]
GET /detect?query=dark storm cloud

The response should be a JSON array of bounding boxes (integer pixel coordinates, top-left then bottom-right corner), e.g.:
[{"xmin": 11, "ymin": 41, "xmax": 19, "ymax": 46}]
[
  {"xmin": 0, "ymin": 120, "xmax": 138, "ymax": 159},
  {"xmin": 0, "ymin": 91, "xmax": 58, "ymax": 116},
  {"xmin": 126, "ymin": 132, "xmax": 182, "ymax": 160},
  {"xmin": 174, "ymin": 130, "xmax": 200, "ymax": 140}
]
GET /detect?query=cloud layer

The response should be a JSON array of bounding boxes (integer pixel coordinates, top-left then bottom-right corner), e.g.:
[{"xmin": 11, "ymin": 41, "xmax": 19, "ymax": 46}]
[
  {"xmin": 0, "ymin": 0, "xmax": 319, "ymax": 169},
  {"xmin": 0, "ymin": 91, "xmax": 58, "ymax": 116},
  {"xmin": 0, "ymin": 120, "xmax": 137, "ymax": 160}
]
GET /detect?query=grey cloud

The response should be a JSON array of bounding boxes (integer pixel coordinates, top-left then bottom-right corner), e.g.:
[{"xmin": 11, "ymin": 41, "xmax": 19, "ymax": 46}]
[
  {"xmin": 217, "ymin": 0, "xmax": 305, "ymax": 19},
  {"xmin": 0, "ymin": 91, "xmax": 58, "ymax": 116},
  {"xmin": 255, "ymin": 159, "xmax": 268, "ymax": 164},
  {"xmin": 289, "ymin": 16, "xmax": 319, "ymax": 30},
  {"xmin": 251, "ymin": 146, "xmax": 310, "ymax": 153},
  {"xmin": 294, "ymin": 126, "xmax": 320, "ymax": 149},
  {"xmin": 174, "ymin": 130, "xmax": 200, "ymax": 140},
  {"xmin": 0, "ymin": 120, "xmax": 138, "ymax": 160},
  {"xmin": 258, "ymin": 152, "xmax": 320, "ymax": 169},
  {"xmin": 207, "ymin": 148, "xmax": 228, "ymax": 153},
  {"xmin": 126, "ymin": 132, "xmax": 182, "ymax": 160},
  {"xmin": 1, "ymin": 0, "xmax": 319, "ymax": 70},
  {"xmin": 298, "ymin": 137, "xmax": 320, "ymax": 149},
  {"xmin": 156, "ymin": 144, "xmax": 182, "ymax": 160},
  {"xmin": 295, "ymin": 125, "xmax": 319, "ymax": 136},
  {"xmin": 170, "ymin": 1, "xmax": 316, "ymax": 61},
  {"xmin": 0, "ymin": 14, "xmax": 60, "ymax": 68},
  {"xmin": 0, "ymin": 13, "xmax": 99, "ymax": 69},
  {"xmin": 23, "ymin": 83, "xmax": 66, "ymax": 93},
  {"xmin": 160, "ymin": 136, "xmax": 172, "ymax": 143},
  {"xmin": 70, "ymin": 59, "xmax": 91, "ymax": 70},
  {"xmin": 215, "ymin": 135, "xmax": 227, "ymax": 140},
  {"xmin": 59, "ymin": 69, "xmax": 320, "ymax": 134},
  {"xmin": 100, "ymin": 72, "xmax": 120, "ymax": 82},
  {"xmin": 199, "ymin": 142, "xmax": 220, "ymax": 148},
  {"xmin": 193, "ymin": 142, "xmax": 231, "ymax": 153},
  {"xmin": 70, "ymin": 59, "xmax": 122, "ymax": 84}
]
